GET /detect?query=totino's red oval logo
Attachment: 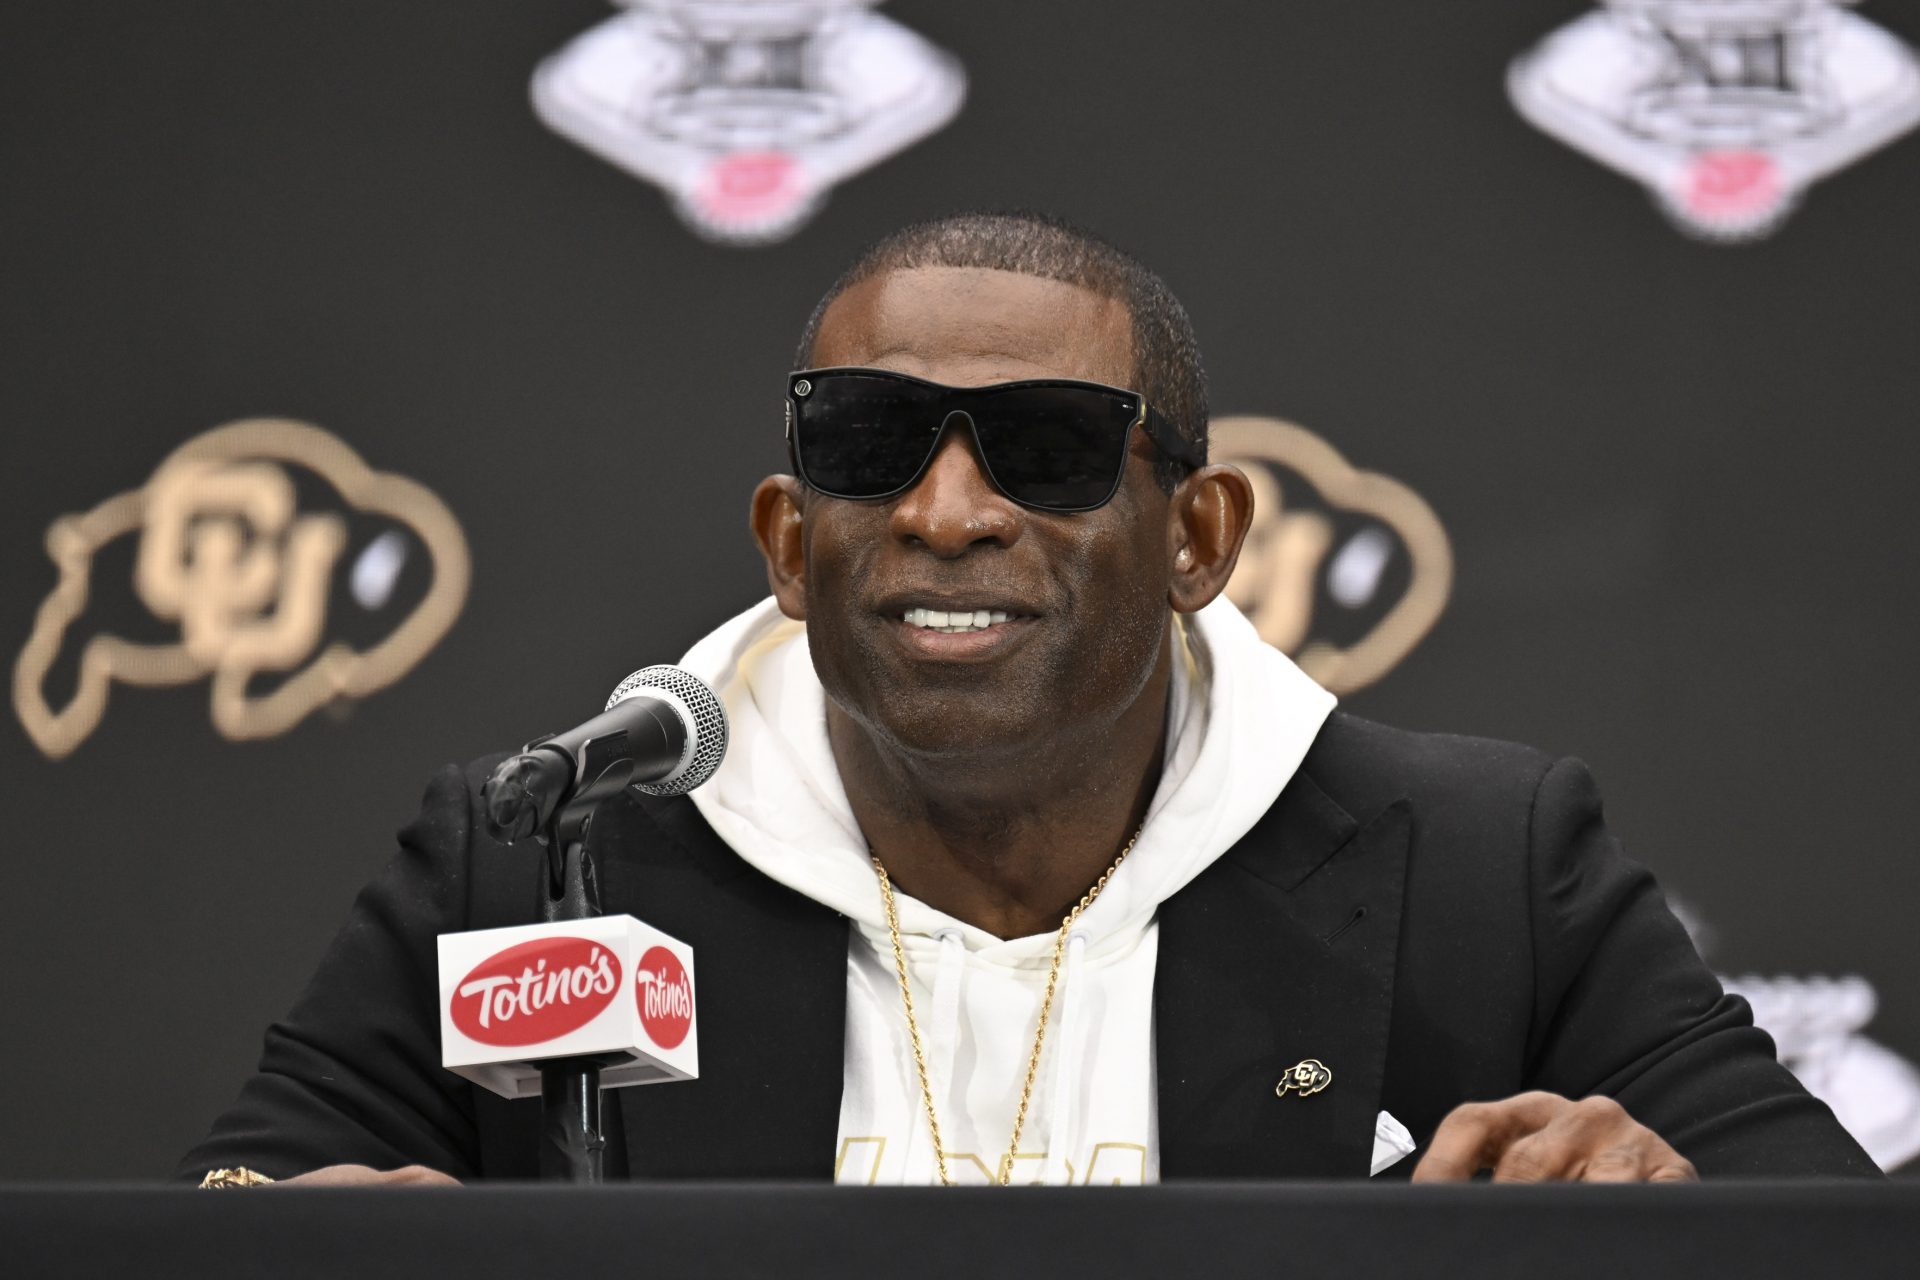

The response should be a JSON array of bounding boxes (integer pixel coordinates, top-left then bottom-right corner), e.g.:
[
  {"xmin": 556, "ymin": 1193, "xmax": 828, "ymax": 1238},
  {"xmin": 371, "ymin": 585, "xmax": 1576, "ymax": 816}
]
[
  {"xmin": 635, "ymin": 945, "xmax": 693, "ymax": 1049},
  {"xmin": 451, "ymin": 936, "xmax": 621, "ymax": 1046}
]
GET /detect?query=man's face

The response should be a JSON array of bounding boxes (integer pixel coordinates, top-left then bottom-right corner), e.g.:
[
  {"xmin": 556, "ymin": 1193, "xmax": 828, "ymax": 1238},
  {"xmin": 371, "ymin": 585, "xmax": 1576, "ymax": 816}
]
[{"xmin": 780, "ymin": 265, "xmax": 1177, "ymax": 761}]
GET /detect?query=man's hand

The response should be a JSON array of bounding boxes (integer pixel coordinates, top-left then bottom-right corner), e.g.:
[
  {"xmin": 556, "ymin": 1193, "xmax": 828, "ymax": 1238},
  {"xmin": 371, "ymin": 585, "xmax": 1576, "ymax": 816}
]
[
  {"xmin": 1410, "ymin": 1091, "xmax": 1698, "ymax": 1183},
  {"xmin": 273, "ymin": 1163, "xmax": 461, "ymax": 1187}
]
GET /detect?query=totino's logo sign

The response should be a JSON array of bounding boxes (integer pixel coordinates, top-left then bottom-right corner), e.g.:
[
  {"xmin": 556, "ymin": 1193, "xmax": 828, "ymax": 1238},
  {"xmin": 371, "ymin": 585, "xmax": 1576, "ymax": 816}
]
[
  {"xmin": 1216, "ymin": 417, "xmax": 1452, "ymax": 696},
  {"xmin": 1510, "ymin": 1, "xmax": 1920, "ymax": 241},
  {"xmin": 452, "ymin": 936, "xmax": 623, "ymax": 1046},
  {"xmin": 12, "ymin": 419, "xmax": 470, "ymax": 758},
  {"xmin": 531, "ymin": 1, "xmax": 966, "ymax": 245},
  {"xmin": 635, "ymin": 945, "xmax": 694, "ymax": 1049},
  {"xmin": 437, "ymin": 917, "xmax": 699, "ymax": 1097}
]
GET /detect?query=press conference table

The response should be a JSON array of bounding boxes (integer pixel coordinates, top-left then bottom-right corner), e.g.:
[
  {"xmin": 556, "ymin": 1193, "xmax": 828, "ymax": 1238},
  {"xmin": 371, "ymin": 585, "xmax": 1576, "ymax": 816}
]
[{"xmin": 7, "ymin": 1182, "xmax": 1916, "ymax": 1278}]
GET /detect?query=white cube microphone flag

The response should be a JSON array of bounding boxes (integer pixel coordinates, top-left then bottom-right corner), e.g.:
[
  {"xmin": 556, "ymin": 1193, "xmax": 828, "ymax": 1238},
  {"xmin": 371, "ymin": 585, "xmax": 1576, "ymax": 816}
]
[
  {"xmin": 438, "ymin": 914, "xmax": 697, "ymax": 1099},
  {"xmin": 436, "ymin": 665, "xmax": 727, "ymax": 1112}
]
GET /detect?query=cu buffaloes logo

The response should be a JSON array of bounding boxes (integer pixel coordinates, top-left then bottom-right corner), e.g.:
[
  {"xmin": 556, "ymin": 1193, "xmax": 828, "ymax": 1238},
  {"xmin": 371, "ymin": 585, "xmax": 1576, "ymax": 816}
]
[
  {"xmin": 1216, "ymin": 416, "xmax": 1452, "ymax": 696},
  {"xmin": 13, "ymin": 419, "xmax": 470, "ymax": 758}
]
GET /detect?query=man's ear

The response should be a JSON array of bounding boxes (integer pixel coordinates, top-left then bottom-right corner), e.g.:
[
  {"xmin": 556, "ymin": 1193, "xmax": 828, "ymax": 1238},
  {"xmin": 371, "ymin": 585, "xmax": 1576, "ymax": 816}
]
[
  {"xmin": 1167, "ymin": 462, "xmax": 1255, "ymax": 614},
  {"xmin": 750, "ymin": 475, "xmax": 808, "ymax": 621}
]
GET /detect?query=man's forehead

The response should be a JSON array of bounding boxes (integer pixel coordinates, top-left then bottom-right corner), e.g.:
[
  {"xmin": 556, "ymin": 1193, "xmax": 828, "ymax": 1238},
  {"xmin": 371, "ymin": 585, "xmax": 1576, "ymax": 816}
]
[{"xmin": 810, "ymin": 266, "xmax": 1136, "ymax": 388}]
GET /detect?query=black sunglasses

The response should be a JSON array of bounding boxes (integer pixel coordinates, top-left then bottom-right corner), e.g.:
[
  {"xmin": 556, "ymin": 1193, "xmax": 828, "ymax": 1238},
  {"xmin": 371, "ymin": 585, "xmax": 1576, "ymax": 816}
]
[{"xmin": 785, "ymin": 367, "xmax": 1204, "ymax": 514}]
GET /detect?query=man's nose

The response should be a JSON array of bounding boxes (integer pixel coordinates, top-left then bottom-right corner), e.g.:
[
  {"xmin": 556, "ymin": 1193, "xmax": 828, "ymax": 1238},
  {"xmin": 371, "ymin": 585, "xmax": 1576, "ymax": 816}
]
[{"xmin": 887, "ymin": 415, "xmax": 1023, "ymax": 556}]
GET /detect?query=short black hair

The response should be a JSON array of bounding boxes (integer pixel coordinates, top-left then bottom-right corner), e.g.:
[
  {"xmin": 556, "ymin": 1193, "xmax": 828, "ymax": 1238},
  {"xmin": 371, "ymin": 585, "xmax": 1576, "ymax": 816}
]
[{"xmin": 795, "ymin": 211, "xmax": 1207, "ymax": 493}]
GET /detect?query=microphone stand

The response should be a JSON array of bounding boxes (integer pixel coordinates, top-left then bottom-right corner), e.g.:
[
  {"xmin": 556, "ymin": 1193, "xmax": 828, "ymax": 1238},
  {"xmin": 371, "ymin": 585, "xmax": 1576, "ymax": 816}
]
[{"xmin": 529, "ymin": 728, "xmax": 638, "ymax": 1184}]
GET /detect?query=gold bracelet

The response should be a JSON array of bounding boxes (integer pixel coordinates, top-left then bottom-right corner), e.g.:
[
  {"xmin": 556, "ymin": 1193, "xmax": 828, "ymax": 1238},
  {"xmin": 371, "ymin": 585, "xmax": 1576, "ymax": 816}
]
[{"xmin": 198, "ymin": 1166, "xmax": 276, "ymax": 1189}]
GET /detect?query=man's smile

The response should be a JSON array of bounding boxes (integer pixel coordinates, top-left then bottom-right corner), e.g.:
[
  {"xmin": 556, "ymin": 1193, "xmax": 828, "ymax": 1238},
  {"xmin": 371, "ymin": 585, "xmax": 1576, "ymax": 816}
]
[
  {"xmin": 880, "ymin": 601, "xmax": 1038, "ymax": 659},
  {"xmin": 900, "ymin": 606, "xmax": 1012, "ymax": 632}
]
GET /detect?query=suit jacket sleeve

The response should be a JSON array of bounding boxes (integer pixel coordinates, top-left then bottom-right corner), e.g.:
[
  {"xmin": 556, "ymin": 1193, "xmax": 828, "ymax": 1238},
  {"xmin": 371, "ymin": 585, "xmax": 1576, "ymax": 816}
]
[
  {"xmin": 1522, "ymin": 756, "xmax": 1878, "ymax": 1177},
  {"xmin": 176, "ymin": 763, "xmax": 483, "ymax": 1182}
]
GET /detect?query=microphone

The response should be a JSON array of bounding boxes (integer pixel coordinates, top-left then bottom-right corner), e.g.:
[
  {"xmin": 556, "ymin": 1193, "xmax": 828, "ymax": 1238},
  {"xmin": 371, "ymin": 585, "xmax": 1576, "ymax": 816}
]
[{"xmin": 481, "ymin": 665, "xmax": 729, "ymax": 843}]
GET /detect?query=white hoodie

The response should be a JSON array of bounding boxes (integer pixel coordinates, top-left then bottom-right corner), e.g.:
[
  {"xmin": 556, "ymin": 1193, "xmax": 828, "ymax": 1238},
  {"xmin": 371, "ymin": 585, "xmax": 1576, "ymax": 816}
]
[{"xmin": 679, "ymin": 594, "xmax": 1350, "ymax": 1185}]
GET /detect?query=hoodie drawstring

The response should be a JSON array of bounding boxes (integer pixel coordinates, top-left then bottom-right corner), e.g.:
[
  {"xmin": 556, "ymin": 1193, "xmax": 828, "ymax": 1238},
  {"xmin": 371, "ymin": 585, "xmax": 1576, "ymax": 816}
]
[
  {"xmin": 897, "ymin": 930, "xmax": 966, "ymax": 1178},
  {"xmin": 1044, "ymin": 931, "xmax": 1089, "ymax": 1185},
  {"xmin": 924, "ymin": 929, "xmax": 967, "ymax": 1170}
]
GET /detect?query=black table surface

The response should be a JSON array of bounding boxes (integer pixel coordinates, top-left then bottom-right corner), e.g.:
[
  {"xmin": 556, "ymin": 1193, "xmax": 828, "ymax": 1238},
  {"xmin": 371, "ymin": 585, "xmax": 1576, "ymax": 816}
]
[{"xmin": 4, "ymin": 1182, "xmax": 1916, "ymax": 1279}]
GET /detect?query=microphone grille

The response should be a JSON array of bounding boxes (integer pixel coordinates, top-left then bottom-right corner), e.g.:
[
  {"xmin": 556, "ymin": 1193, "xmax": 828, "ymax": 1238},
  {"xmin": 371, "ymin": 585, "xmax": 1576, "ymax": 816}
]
[{"xmin": 606, "ymin": 665, "xmax": 730, "ymax": 796}]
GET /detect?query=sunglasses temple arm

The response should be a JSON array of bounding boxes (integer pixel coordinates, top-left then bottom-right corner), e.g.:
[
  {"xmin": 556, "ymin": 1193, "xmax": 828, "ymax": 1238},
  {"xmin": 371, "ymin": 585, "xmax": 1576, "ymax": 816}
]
[{"xmin": 1143, "ymin": 405, "xmax": 1205, "ymax": 470}]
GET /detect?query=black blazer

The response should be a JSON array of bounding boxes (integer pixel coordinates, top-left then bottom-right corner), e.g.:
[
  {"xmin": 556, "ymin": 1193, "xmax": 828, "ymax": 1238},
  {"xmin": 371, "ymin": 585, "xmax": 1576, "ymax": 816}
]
[{"xmin": 179, "ymin": 712, "xmax": 1878, "ymax": 1181}]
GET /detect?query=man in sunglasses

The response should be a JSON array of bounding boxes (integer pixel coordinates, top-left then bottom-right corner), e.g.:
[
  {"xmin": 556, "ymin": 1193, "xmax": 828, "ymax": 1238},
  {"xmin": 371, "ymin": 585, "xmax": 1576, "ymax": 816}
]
[{"xmin": 184, "ymin": 212, "xmax": 1875, "ymax": 1187}]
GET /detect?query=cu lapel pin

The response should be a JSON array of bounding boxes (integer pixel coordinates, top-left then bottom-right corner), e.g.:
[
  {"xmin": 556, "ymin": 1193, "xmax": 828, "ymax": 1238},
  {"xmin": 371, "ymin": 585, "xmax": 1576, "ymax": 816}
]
[{"xmin": 1275, "ymin": 1058, "xmax": 1332, "ymax": 1098}]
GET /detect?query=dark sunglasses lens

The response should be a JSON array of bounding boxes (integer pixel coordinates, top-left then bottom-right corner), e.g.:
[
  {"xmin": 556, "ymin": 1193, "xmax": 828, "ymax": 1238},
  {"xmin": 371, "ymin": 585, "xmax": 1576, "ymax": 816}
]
[
  {"xmin": 793, "ymin": 376, "xmax": 942, "ymax": 497},
  {"xmin": 969, "ymin": 389, "xmax": 1135, "ymax": 510}
]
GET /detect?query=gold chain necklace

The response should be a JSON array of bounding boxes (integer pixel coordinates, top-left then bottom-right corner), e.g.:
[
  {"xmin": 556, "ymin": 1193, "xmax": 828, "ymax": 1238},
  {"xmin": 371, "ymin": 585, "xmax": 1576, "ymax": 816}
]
[{"xmin": 870, "ymin": 825, "xmax": 1141, "ymax": 1187}]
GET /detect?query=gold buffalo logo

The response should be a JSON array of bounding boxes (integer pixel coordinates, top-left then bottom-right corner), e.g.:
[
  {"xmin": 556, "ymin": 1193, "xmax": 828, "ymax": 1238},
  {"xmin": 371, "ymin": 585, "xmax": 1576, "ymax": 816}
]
[
  {"xmin": 1216, "ymin": 416, "xmax": 1452, "ymax": 695},
  {"xmin": 1275, "ymin": 1057, "xmax": 1333, "ymax": 1099},
  {"xmin": 13, "ymin": 419, "xmax": 470, "ymax": 758}
]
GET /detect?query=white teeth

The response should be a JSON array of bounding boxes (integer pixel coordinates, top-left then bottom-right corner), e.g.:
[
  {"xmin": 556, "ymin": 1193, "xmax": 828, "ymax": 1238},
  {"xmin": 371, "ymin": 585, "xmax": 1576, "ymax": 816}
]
[{"xmin": 900, "ymin": 607, "xmax": 1015, "ymax": 632}]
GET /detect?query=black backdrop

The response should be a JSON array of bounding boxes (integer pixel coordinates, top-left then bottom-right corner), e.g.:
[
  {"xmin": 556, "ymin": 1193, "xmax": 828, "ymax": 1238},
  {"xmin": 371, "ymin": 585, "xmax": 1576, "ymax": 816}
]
[{"xmin": 3, "ymin": 1, "xmax": 1917, "ymax": 1180}]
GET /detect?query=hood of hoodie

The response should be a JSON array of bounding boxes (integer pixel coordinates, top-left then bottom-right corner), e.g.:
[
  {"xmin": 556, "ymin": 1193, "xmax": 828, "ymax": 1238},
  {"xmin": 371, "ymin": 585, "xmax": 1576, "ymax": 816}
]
[{"xmin": 679, "ymin": 594, "xmax": 1335, "ymax": 966}]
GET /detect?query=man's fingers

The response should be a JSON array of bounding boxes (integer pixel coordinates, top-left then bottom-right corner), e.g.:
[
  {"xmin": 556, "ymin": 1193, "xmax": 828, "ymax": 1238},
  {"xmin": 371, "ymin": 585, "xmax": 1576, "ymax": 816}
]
[
  {"xmin": 1411, "ymin": 1091, "xmax": 1699, "ymax": 1185},
  {"xmin": 1412, "ymin": 1097, "xmax": 1549, "ymax": 1182},
  {"xmin": 1411, "ymin": 1103, "xmax": 1496, "ymax": 1182},
  {"xmin": 1647, "ymin": 1157, "xmax": 1699, "ymax": 1184},
  {"xmin": 1490, "ymin": 1132, "xmax": 1578, "ymax": 1184},
  {"xmin": 1577, "ymin": 1146, "xmax": 1647, "ymax": 1183},
  {"xmin": 274, "ymin": 1163, "xmax": 460, "ymax": 1187},
  {"xmin": 384, "ymin": 1164, "xmax": 461, "ymax": 1186},
  {"xmin": 274, "ymin": 1163, "xmax": 379, "ymax": 1187}
]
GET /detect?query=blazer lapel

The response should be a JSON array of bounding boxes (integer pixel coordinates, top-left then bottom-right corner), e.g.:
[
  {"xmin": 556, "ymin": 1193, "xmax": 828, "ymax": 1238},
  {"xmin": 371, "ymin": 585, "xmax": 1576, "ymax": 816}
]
[
  {"xmin": 1156, "ymin": 772, "xmax": 1410, "ymax": 1178},
  {"xmin": 594, "ymin": 794, "xmax": 849, "ymax": 1180}
]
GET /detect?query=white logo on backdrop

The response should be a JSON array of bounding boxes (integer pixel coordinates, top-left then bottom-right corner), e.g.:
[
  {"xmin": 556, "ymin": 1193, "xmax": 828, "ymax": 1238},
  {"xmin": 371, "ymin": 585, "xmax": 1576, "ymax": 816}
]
[
  {"xmin": 1509, "ymin": 1, "xmax": 1920, "ymax": 240},
  {"xmin": 1673, "ymin": 902, "xmax": 1920, "ymax": 1170},
  {"xmin": 531, "ymin": 1, "xmax": 966, "ymax": 245},
  {"xmin": 1723, "ymin": 973, "xmax": 1920, "ymax": 1171}
]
